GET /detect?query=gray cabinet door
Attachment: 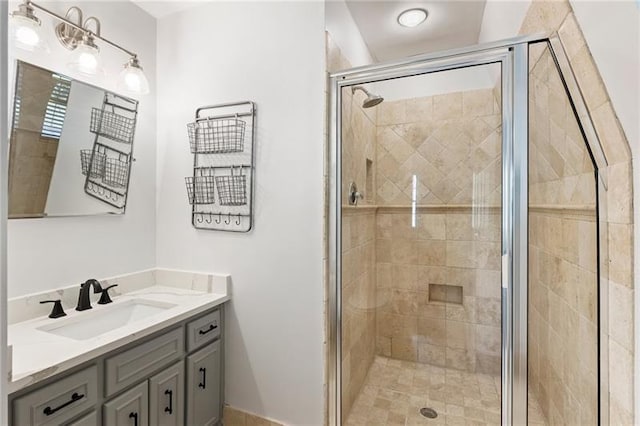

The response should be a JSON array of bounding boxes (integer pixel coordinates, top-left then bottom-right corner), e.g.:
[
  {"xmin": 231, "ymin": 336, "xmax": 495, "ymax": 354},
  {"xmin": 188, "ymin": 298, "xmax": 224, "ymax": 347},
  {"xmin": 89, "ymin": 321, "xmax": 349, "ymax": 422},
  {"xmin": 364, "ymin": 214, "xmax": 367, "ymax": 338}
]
[
  {"xmin": 65, "ymin": 410, "xmax": 98, "ymax": 426},
  {"xmin": 103, "ymin": 382, "xmax": 148, "ymax": 426},
  {"xmin": 186, "ymin": 341, "xmax": 221, "ymax": 426},
  {"xmin": 149, "ymin": 361, "xmax": 185, "ymax": 426}
]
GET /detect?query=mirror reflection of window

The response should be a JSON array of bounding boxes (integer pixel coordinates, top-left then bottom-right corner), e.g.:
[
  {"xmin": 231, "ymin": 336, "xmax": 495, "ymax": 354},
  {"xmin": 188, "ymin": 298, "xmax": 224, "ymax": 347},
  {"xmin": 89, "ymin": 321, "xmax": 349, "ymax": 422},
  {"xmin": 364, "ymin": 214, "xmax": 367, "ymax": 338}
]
[{"xmin": 8, "ymin": 64, "xmax": 70, "ymax": 217}]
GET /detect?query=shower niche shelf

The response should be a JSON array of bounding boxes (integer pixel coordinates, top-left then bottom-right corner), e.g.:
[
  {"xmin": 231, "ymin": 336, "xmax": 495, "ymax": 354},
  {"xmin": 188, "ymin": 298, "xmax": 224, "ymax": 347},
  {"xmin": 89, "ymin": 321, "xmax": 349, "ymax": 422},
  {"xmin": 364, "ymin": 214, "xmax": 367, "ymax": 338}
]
[{"xmin": 184, "ymin": 101, "xmax": 256, "ymax": 232}]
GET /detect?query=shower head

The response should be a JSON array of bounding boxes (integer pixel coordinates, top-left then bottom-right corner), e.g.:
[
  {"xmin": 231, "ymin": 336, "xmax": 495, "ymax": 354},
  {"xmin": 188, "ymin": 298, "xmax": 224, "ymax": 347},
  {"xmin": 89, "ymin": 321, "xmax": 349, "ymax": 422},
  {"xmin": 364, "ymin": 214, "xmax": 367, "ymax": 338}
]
[{"xmin": 351, "ymin": 85, "xmax": 384, "ymax": 108}]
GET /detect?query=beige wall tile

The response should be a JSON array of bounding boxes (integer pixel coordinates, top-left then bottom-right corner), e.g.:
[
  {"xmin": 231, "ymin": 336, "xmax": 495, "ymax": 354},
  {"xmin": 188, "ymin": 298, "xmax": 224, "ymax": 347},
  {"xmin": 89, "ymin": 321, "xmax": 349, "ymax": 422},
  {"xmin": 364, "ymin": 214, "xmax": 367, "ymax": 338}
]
[
  {"xmin": 592, "ymin": 102, "xmax": 632, "ymax": 164},
  {"xmin": 609, "ymin": 281, "xmax": 634, "ymax": 353},
  {"xmin": 609, "ymin": 339, "xmax": 634, "ymax": 415},
  {"xmin": 433, "ymin": 93, "xmax": 462, "ymax": 121},
  {"xmin": 607, "ymin": 161, "xmax": 633, "ymax": 224},
  {"xmin": 608, "ymin": 223, "xmax": 633, "ymax": 288}
]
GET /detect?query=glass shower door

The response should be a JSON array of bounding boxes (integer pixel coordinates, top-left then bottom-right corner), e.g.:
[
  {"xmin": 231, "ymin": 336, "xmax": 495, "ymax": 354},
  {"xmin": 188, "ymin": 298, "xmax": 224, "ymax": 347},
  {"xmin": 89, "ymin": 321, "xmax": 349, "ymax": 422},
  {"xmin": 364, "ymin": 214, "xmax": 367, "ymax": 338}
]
[
  {"xmin": 527, "ymin": 41, "xmax": 599, "ymax": 425},
  {"xmin": 339, "ymin": 61, "xmax": 506, "ymax": 425}
]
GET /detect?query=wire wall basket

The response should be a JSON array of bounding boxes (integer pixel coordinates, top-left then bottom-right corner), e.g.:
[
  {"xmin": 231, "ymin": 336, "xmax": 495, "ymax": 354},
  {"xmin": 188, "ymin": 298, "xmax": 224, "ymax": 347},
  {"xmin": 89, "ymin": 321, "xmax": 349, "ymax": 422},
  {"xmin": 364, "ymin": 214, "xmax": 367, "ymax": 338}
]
[
  {"xmin": 185, "ymin": 101, "xmax": 256, "ymax": 232},
  {"xmin": 104, "ymin": 158, "xmax": 130, "ymax": 188},
  {"xmin": 90, "ymin": 106, "xmax": 136, "ymax": 144},
  {"xmin": 216, "ymin": 171, "xmax": 247, "ymax": 206},
  {"xmin": 185, "ymin": 175, "xmax": 216, "ymax": 205},
  {"xmin": 80, "ymin": 150, "xmax": 106, "ymax": 178},
  {"xmin": 187, "ymin": 118, "xmax": 246, "ymax": 153}
]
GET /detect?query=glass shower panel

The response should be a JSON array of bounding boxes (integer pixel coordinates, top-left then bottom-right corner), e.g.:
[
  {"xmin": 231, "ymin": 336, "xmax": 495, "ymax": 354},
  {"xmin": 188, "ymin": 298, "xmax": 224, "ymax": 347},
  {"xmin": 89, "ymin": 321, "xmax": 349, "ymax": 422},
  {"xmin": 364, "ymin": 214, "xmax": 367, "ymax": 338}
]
[
  {"xmin": 527, "ymin": 42, "xmax": 598, "ymax": 425},
  {"xmin": 341, "ymin": 63, "xmax": 504, "ymax": 425}
]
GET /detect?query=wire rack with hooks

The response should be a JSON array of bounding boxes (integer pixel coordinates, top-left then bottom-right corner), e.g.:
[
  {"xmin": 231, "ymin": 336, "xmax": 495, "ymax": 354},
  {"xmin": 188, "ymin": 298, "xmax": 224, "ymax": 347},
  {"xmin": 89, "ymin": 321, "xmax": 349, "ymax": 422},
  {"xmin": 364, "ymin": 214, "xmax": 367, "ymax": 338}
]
[
  {"xmin": 81, "ymin": 92, "xmax": 138, "ymax": 209},
  {"xmin": 185, "ymin": 101, "xmax": 256, "ymax": 232}
]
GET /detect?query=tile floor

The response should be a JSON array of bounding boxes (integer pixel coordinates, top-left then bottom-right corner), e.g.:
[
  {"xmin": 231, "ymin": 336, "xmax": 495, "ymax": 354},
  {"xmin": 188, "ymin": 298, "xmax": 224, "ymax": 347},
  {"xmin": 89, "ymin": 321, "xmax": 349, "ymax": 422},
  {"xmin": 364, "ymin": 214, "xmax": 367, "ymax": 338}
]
[{"xmin": 345, "ymin": 356, "xmax": 548, "ymax": 426}]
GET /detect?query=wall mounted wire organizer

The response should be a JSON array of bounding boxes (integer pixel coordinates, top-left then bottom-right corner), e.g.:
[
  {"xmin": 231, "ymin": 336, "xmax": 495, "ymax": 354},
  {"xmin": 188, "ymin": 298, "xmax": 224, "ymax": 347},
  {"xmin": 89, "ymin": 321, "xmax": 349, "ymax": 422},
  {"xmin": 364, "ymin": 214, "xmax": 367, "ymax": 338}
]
[
  {"xmin": 185, "ymin": 101, "xmax": 256, "ymax": 232},
  {"xmin": 81, "ymin": 92, "xmax": 138, "ymax": 209}
]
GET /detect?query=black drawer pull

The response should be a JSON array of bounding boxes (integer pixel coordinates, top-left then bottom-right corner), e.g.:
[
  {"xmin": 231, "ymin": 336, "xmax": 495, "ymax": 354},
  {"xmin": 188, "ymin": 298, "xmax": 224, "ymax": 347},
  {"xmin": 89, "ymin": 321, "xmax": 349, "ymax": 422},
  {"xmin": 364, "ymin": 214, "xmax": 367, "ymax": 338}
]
[
  {"xmin": 198, "ymin": 324, "xmax": 218, "ymax": 335},
  {"xmin": 198, "ymin": 367, "xmax": 207, "ymax": 389},
  {"xmin": 43, "ymin": 392, "xmax": 84, "ymax": 416},
  {"xmin": 129, "ymin": 412, "xmax": 138, "ymax": 426},
  {"xmin": 164, "ymin": 389, "xmax": 173, "ymax": 415}
]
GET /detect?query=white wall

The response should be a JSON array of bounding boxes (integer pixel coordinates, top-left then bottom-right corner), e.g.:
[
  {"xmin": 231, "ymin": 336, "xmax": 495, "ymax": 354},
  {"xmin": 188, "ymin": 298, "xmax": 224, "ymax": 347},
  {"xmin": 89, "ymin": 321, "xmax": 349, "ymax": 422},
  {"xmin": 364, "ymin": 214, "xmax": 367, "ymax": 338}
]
[
  {"xmin": 325, "ymin": 0, "xmax": 373, "ymax": 67},
  {"xmin": 478, "ymin": 0, "xmax": 532, "ymax": 45},
  {"xmin": 155, "ymin": 2, "xmax": 325, "ymax": 425},
  {"xmin": 1, "ymin": 1, "xmax": 10, "ymax": 423},
  {"xmin": 7, "ymin": 1, "xmax": 157, "ymax": 298}
]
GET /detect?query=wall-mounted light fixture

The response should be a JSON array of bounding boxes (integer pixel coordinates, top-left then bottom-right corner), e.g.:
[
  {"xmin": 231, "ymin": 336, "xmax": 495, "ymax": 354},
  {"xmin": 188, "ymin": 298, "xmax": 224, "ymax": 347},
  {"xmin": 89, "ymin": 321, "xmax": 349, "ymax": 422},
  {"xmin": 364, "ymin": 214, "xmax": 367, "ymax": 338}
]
[{"xmin": 9, "ymin": 0, "xmax": 150, "ymax": 95}]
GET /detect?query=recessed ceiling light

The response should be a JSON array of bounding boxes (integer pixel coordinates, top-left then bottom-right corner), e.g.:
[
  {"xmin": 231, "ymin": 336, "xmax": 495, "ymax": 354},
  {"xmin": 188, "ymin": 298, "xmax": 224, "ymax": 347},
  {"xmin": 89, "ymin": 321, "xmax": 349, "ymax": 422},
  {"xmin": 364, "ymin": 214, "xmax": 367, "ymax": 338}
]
[{"xmin": 397, "ymin": 8, "xmax": 428, "ymax": 28}]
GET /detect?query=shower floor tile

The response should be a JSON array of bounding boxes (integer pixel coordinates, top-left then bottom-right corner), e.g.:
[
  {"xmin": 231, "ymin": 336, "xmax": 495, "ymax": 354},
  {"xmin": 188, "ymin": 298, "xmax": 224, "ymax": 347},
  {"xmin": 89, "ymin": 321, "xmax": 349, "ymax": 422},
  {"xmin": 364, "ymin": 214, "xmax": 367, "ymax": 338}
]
[{"xmin": 345, "ymin": 356, "xmax": 548, "ymax": 426}]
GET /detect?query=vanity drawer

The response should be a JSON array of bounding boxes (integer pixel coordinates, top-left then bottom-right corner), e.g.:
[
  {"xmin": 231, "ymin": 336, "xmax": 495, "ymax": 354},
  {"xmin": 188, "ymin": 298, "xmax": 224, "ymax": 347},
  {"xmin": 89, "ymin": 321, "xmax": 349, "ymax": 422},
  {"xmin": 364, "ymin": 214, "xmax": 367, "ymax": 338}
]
[
  {"xmin": 186, "ymin": 310, "xmax": 221, "ymax": 351},
  {"xmin": 13, "ymin": 366, "xmax": 98, "ymax": 426},
  {"xmin": 105, "ymin": 328, "xmax": 184, "ymax": 397},
  {"xmin": 66, "ymin": 410, "xmax": 98, "ymax": 426}
]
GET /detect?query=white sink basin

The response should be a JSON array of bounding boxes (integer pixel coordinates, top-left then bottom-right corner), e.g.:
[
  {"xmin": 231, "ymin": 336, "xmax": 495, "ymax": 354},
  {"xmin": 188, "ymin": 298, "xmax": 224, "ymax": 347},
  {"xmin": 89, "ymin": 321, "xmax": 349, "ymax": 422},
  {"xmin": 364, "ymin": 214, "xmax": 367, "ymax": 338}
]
[{"xmin": 37, "ymin": 299, "xmax": 176, "ymax": 340}]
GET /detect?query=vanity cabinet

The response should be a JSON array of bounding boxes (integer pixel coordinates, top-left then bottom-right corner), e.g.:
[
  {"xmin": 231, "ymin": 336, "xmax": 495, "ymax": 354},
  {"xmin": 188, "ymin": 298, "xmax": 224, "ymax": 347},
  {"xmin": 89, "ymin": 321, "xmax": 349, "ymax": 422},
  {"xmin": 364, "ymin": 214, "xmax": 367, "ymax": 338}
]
[
  {"xmin": 149, "ymin": 361, "xmax": 185, "ymax": 426},
  {"xmin": 186, "ymin": 341, "xmax": 222, "ymax": 426},
  {"xmin": 103, "ymin": 382, "xmax": 148, "ymax": 426},
  {"xmin": 9, "ymin": 305, "xmax": 224, "ymax": 426}
]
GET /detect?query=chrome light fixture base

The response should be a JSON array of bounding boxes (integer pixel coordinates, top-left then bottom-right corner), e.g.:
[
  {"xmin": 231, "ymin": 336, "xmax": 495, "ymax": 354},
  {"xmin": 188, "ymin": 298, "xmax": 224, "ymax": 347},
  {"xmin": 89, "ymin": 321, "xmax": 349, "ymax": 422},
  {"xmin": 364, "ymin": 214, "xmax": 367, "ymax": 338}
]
[
  {"xmin": 55, "ymin": 22, "xmax": 83, "ymax": 50},
  {"xmin": 54, "ymin": 6, "xmax": 84, "ymax": 50},
  {"xmin": 11, "ymin": 2, "xmax": 40, "ymax": 25}
]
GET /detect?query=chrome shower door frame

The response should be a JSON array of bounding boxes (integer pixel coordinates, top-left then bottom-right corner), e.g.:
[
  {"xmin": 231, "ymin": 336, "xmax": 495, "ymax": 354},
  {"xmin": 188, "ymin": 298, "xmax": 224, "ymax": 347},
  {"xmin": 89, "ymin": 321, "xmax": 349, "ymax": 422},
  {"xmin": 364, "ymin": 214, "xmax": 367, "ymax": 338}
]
[{"xmin": 328, "ymin": 35, "xmax": 541, "ymax": 426}]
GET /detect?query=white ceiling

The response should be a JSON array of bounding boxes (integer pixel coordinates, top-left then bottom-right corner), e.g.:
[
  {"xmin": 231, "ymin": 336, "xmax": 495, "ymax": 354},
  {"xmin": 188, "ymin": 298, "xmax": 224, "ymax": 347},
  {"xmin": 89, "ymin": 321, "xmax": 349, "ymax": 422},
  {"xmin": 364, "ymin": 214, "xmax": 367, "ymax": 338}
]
[
  {"xmin": 345, "ymin": 0, "xmax": 487, "ymax": 61},
  {"xmin": 131, "ymin": 1, "xmax": 203, "ymax": 19}
]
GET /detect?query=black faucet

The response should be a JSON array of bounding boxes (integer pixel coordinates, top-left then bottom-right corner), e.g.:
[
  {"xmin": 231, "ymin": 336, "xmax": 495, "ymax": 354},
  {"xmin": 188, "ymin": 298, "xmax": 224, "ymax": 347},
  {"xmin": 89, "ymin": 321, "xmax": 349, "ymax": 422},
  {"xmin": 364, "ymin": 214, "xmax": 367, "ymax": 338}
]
[{"xmin": 76, "ymin": 279, "xmax": 103, "ymax": 311}]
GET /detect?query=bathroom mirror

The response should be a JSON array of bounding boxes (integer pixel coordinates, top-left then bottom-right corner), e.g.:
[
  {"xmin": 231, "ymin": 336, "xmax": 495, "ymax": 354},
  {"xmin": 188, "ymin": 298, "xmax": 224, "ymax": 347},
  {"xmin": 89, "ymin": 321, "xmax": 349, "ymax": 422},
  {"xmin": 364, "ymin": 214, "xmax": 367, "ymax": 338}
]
[{"xmin": 8, "ymin": 61, "xmax": 139, "ymax": 218}]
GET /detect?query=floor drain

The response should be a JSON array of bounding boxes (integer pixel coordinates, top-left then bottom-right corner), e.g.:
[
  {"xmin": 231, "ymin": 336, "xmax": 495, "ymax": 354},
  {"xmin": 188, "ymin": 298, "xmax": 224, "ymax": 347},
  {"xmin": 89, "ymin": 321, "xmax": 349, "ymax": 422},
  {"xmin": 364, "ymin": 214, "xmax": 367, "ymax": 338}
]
[{"xmin": 420, "ymin": 407, "xmax": 438, "ymax": 419}]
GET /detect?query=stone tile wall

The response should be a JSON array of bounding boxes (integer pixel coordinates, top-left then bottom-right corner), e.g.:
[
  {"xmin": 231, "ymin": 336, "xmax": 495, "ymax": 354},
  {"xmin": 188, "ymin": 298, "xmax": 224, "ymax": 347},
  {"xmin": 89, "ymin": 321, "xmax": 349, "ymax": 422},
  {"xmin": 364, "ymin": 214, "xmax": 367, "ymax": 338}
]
[
  {"xmin": 527, "ymin": 42, "xmax": 599, "ymax": 425},
  {"xmin": 374, "ymin": 89, "xmax": 503, "ymax": 376},
  {"xmin": 521, "ymin": 2, "xmax": 635, "ymax": 423}
]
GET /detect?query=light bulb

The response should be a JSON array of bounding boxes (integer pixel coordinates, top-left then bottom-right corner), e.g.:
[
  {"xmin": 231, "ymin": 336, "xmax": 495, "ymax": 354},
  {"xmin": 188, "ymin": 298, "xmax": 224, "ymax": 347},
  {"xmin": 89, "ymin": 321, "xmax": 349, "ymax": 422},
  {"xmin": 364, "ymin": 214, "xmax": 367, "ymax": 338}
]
[
  {"xmin": 10, "ymin": 13, "xmax": 43, "ymax": 51},
  {"xmin": 118, "ymin": 57, "xmax": 150, "ymax": 95},
  {"xmin": 68, "ymin": 35, "xmax": 103, "ymax": 75},
  {"xmin": 397, "ymin": 8, "xmax": 428, "ymax": 28}
]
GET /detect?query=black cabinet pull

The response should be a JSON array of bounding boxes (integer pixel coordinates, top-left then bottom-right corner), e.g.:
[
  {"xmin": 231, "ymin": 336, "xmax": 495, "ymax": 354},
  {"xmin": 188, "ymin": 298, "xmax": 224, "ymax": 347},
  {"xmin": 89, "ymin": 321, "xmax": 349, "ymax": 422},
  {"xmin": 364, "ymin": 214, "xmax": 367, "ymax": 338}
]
[
  {"xmin": 198, "ymin": 324, "xmax": 218, "ymax": 335},
  {"xmin": 129, "ymin": 412, "xmax": 138, "ymax": 426},
  {"xmin": 198, "ymin": 367, "xmax": 207, "ymax": 389},
  {"xmin": 164, "ymin": 389, "xmax": 173, "ymax": 415},
  {"xmin": 43, "ymin": 392, "xmax": 84, "ymax": 416}
]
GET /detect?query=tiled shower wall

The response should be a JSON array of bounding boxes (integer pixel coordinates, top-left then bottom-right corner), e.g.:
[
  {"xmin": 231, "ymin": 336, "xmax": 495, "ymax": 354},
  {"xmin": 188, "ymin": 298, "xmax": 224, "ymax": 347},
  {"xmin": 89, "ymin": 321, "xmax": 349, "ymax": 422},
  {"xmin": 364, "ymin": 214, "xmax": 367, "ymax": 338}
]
[
  {"xmin": 341, "ymin": 208, "xmax": 376, "ymax": 418},
  {"xmin": 374, "ymin": 90, "xmax": 503, "ymax": 375},
  {"xmin": 528, "ymin": 46, "xmax": 599, "ymax": 424},
  {"xmin": 519, "ymin": 2, "xmax": 635, "ymax": 422},
  {"xmin": 331, "ymin": 36, "xmax": 379, "ymax": 419}
]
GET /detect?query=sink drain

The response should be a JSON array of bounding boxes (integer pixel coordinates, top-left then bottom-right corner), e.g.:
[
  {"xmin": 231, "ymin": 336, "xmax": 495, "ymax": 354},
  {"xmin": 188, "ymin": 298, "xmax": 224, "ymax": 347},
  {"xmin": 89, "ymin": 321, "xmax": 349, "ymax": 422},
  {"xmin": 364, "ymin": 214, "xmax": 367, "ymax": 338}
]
[{"xmin": 420, "ymin": 407, "xmax": 438, "ymax": 419}]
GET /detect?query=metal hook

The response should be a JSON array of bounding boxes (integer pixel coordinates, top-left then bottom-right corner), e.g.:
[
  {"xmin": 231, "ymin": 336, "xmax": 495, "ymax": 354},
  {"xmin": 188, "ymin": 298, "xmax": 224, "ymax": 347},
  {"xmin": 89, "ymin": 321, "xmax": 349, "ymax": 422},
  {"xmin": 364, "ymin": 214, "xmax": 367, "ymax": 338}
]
[
  {"xmin": 235, "ymin": 214, "xmax": 241, "ymax": 225},
  {"xmin": 225, "ymin": 213, "xmax": 231, "ymax": 225},
  {"xmin": 215, "ymin": 213, "xmax": 221, "ymax": 224},
  {"xmin": 196, "ymin": 214, "xmax": 204, "ymax": 224},
  {"xmin": 205, "ymin": 214, "xmax": 212, "ymax": 224}
]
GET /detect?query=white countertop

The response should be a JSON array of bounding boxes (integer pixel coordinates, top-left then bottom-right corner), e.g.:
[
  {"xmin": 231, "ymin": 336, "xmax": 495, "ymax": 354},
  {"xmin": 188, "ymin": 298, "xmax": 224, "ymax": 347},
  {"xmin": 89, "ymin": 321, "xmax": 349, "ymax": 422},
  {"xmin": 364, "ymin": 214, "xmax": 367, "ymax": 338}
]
[{"xmin": 8, "ymin": 285, "xmax": 229, "ymax": 394}]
